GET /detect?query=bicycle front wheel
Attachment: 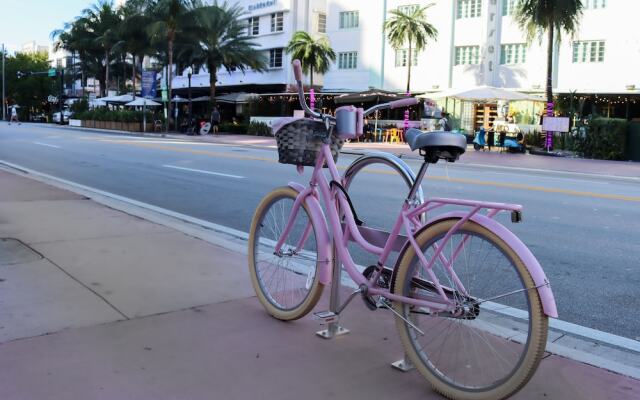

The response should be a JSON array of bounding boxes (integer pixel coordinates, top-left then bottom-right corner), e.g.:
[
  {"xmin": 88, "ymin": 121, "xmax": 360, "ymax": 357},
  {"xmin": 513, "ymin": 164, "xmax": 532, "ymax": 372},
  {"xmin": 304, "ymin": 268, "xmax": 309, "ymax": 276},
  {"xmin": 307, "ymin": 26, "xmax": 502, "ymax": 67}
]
[
  {"xmin": 248, "ymin": 186, "xmax": 324, "ymax": 320},
  {"xmin": 393, "ymin": 218, "xmax": 548, "ymax": 400}
]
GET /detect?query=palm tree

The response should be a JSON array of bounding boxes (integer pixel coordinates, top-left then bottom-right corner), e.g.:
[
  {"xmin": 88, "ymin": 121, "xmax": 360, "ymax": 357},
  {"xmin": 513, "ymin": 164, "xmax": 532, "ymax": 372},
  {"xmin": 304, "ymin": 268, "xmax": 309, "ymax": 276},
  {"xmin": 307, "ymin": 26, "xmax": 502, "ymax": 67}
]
[
  {"xmin": 116, "ymin": 0, "xmax": 154, "ymax": 97},
  {"xmin": 77, "ymin": 1, "xmax": 122, "ymax": 96},
  {"xmin": 179, "ymin": 2, "xmax": 267, "ymax": 109},
  {"xmin": 515, "ymin": 0, "xmax": 583, "ymax": 105},
  {"xmin": 384, "ymin": 4, "xmax": 437, "ymax": 93},
  {"xmin": 285, "ymin": 31, "xmax": 335, "ymax": 87},
  {"xmin": 148, "ymin": 0, "xmax": 199, "ymax": 131}
]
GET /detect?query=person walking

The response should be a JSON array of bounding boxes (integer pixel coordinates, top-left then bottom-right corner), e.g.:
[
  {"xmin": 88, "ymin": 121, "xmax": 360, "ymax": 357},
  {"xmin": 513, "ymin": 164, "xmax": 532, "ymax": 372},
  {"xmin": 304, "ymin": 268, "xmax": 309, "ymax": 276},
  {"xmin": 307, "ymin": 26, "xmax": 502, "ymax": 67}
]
[
  {"xmin": 210, "ymin": 106, "xmax": 221, "ymax": 135},
  {"xmin": 9, "ymin": 106, "xmax": 20, "ymax": 125},
  {"xmin": 439, "ymin": 112, "xmax": 451, "ymax": 131}
]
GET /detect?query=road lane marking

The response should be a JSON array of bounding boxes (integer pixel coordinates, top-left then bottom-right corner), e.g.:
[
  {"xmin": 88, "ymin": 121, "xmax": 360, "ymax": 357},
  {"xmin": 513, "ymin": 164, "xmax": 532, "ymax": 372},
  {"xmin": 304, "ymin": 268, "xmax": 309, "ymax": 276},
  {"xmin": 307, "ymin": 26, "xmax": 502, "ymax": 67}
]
[
  {"xmin": 75, "ymin": 139, "xmax": 640, "ymax": 203},
  {"xmin": 33, "ymin": 142, "xmax": 61, "ymax": 149},
  {"xmin": 163, "ymin": 164, "xmax": 244, "ymax": 179}
]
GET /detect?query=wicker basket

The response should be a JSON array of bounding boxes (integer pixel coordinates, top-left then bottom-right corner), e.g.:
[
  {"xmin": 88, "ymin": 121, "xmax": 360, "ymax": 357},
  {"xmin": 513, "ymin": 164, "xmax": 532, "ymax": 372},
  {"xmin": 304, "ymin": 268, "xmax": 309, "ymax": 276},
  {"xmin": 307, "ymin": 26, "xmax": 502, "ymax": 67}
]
[{"xmin": 274, "ymin": 119, "xmax": 344, "ymax": 166}]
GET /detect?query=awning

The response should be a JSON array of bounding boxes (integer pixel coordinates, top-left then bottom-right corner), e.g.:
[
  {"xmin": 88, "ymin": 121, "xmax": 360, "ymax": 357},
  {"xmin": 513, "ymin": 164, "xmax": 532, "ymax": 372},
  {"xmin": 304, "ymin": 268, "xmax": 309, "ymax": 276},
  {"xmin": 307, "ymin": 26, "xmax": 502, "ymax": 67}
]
[
  {"xmin": 215, "ymin": 92, "xmax": 259, "ymax": 104},
  {"xmin": 419, "ymin": 86, "xmax": 543, "ymax": 102},
  {"xmin": 335, "ymin": 89, "xmax": 404, "ymax": 104}
]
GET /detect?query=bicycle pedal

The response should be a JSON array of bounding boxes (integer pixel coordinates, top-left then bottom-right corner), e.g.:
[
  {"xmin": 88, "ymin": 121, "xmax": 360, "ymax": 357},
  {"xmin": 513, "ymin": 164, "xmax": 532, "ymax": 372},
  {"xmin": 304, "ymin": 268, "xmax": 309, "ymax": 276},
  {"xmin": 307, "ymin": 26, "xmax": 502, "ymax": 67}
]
[{"xmin": 313, "ymin": 311, "xmax": 338, "ymax": 324}]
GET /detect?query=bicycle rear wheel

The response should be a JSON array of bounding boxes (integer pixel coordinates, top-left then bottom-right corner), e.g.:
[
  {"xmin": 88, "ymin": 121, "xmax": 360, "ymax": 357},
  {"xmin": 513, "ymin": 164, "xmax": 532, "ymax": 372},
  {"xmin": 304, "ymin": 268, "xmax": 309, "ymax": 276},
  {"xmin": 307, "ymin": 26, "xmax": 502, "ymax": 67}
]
[
  {"xmin": 248, "ymin": 186, "xmax": 324, "ymax": 320},
  {"xmin": 393, "ymin": 218, "xmax": 548, "ymax": 400}
]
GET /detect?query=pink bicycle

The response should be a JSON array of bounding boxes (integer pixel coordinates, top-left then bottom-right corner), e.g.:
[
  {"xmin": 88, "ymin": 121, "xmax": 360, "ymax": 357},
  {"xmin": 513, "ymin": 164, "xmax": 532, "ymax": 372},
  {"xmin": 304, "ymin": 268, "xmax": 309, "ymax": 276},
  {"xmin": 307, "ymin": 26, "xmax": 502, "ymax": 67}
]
[{"xmin": 248, "ymin": 60, "xmax": 558, "ymax": 400}]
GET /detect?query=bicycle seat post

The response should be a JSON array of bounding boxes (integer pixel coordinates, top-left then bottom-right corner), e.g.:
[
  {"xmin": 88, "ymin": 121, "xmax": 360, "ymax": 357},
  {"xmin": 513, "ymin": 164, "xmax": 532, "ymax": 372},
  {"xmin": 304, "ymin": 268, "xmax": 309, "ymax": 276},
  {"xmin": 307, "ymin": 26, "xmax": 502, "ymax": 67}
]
[{"xmin": 406, "ymin": 162, "xmax": 429, "ymax": 205}]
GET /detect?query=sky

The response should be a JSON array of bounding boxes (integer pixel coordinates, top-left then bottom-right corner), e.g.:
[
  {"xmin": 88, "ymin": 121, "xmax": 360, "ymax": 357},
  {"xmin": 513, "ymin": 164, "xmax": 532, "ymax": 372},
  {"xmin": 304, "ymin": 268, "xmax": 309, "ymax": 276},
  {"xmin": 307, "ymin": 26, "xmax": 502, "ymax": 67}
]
[{"xmin": 0, "ymin": 0, "xmax": 96, "ymax": 52}]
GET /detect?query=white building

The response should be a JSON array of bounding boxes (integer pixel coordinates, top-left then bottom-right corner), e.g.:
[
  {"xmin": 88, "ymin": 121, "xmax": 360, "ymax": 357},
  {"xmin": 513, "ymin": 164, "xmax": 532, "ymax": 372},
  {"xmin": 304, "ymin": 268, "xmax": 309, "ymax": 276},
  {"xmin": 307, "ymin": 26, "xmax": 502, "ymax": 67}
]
[
  {"xmin": 172, "ymin": 0, "xmax": 327, "ymax": 93},
  {"xmin": 322, "ymin": 0, "xmax": 639, "ymax": 96},
  {"xmin": 21, "ymin": 41, "xmax": 49, "ymax": 55}
]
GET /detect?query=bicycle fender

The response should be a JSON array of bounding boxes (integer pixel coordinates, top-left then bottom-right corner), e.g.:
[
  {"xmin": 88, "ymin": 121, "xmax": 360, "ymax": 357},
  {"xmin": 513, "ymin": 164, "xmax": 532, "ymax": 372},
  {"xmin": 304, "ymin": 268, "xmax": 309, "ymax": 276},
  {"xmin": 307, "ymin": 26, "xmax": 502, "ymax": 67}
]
[
  {"xmin": 288, "ymin": 182, "xmax": 333, "ymax": 285},
  {"xmin": 398, "ymin": 212, "xmax": 558, "ymax": 318}
]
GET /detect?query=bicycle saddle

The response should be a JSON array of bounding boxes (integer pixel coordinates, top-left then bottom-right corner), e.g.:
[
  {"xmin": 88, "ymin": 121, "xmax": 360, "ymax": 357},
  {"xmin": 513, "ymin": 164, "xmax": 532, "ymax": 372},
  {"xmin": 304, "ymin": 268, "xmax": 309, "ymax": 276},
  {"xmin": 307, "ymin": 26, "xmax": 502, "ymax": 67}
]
[{"xmin": 405, "ymin": 129, "xmax": 467, "ymax": 163}]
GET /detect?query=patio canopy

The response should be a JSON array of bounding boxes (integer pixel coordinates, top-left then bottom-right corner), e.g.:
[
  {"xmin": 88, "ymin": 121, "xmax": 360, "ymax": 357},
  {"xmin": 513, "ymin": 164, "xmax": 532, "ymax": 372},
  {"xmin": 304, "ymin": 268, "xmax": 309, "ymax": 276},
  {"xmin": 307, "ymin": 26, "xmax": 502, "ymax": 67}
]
[
  {"xmin": 125, "ymin": 98, "xmax": 161, "ymax": 107},
  {"xmin": 334, "ymin": 89, "xmax": 404, "ymax": 104},
  {"xmin": 215, "ymin": 92, "xmax": 259, "ymax": 104},
  {"xmin": 420, "ymin": 86, "xmax": 543, "ymax": 102}
]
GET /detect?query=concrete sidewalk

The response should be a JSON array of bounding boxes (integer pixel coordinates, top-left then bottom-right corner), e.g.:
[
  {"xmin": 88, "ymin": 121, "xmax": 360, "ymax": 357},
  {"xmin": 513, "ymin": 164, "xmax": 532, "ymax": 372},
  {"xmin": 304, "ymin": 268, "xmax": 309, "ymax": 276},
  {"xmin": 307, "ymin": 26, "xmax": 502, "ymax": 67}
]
[
  {"xmin": 1, "ymin": 168, "xmax": 638, "ymax": 399},
  {"xmin": 57, "ymin": 123, "xmax": 640, "ymax": 179}
]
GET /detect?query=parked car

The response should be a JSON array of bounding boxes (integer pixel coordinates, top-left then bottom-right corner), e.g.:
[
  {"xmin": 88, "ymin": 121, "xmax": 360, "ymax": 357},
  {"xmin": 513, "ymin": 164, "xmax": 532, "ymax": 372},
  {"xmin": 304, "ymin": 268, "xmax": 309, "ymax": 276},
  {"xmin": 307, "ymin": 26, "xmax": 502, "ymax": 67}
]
[{"xmin": 52, "ymin": 109, "xmax": 73, "ymax": 124}]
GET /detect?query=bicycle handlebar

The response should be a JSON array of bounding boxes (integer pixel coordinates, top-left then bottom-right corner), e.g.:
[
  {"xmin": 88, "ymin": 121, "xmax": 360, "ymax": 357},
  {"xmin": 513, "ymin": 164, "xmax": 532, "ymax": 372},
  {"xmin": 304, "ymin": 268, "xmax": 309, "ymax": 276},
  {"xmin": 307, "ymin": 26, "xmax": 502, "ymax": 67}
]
[
  {"xmin": 291, "ymin": 59, "xmax": 417, "ymax": 123},
  {"xmin": 389, "ymin": 97, "xmax": 419, "ymax": 109}
]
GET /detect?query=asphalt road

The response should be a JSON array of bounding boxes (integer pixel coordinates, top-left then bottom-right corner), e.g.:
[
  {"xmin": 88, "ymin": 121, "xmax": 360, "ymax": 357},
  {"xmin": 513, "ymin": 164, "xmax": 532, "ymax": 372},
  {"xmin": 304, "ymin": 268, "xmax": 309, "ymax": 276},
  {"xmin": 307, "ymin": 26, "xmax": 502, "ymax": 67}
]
[{"xmin": 1, "ymin": 123, "xmax": 639, "ymax": 339}]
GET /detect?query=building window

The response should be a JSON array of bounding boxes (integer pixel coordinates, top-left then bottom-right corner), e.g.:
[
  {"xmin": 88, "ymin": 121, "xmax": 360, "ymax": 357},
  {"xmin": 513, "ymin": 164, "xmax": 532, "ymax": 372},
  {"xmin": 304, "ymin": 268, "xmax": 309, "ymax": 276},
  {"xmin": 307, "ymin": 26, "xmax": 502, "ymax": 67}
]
[
  {"xmin": 457, "ymin": 0, "xmax": 482, "ymax": 19},
  {"xmin": 584, "ymin": 0, "xmax": 606, "ymax": 9},
  {"xmin": 500, "ymin": 43, "xmax": 526, "ymax": 64},
  {"xmin": 247, "ymin": 17, "xmax": 259, "ymax": 36},
  {"xmin": 455, "ymin": 46, "xmax": 480, "ymax": 65},
  {"xmin": 338, "ymin": 51, "xmax": 358, "ymax": 69},
  {"xmin": 502, "ymin": 0, "xmax": 519, "ymax": 16},
  {"xmin": 270, "ymin": 12, "xmax": 283, "ymax": 32},
  {"xmin": 269, "ymin": 48, "xmax": 283, "ymax": 68},
  {"xmin": 339, "ymin": 11, "xmax": 359, "ymax": 29},
  {"xmin": 317, "ymin": 13, "xmax": 326, "ymax": 33},
  {"xmin": 572, "ymin": 40, "xmax": 605, "ymax": 63},
  {"xmin": 398, "ymin": 4, "xmax": 419, "ymax": 14},
  {"xmin": 395, "ymin": 49, "xmax": 419, "ymax": 67}
]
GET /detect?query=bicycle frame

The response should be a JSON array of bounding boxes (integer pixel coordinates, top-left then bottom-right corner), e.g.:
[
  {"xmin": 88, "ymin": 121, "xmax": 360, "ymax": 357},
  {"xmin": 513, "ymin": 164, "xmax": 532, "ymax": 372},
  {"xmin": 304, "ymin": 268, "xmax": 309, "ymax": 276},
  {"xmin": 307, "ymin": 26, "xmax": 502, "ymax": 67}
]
[{"xmin": 274, "ymin": 143, "xmax": 558, "ymax": 317}]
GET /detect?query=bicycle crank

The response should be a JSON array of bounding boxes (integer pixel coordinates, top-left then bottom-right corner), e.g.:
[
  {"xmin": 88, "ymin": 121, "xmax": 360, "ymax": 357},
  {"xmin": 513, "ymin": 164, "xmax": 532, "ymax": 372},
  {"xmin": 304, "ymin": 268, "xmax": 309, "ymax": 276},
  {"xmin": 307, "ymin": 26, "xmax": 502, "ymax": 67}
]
[{"xmin": 361, "ymin": 265, "xmax": 393, "ymax": 310}]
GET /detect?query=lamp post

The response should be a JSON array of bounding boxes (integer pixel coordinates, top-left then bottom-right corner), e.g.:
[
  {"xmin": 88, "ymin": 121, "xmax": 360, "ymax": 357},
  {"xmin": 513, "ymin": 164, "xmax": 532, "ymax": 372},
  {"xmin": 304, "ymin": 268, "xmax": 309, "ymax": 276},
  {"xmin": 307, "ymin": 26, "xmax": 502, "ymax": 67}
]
[{"xmin": 186, "ymin": 66, "xmax": 193, "ymax": 131}]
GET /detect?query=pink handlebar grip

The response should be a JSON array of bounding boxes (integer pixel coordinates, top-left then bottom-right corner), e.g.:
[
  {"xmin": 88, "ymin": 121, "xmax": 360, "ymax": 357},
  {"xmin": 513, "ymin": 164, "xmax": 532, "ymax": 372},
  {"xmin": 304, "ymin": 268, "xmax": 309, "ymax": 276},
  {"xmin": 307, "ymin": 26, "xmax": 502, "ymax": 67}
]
[
  {"xmin": 292, "ymin": 59, "xmax": 303, "ymax": 81},
  {"xmin": 389, "ymin": 97, "xmax": 419, "ymax": 109}
]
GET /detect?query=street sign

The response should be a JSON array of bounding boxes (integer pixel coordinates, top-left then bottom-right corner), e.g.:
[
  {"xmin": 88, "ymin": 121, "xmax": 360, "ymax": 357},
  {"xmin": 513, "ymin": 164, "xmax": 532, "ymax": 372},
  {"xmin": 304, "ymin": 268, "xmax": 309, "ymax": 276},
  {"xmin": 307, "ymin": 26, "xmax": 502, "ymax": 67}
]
[
  {"xmin": 161, "ymin": 89, "xmax": 168, "ymax": 102},
  {"xmin": 48, "ymin": 68, "xmax": 57, "ymax": 77},
  {"xmin": 542, "ymin": 117, "xmax": 570, "ymax": 133}
]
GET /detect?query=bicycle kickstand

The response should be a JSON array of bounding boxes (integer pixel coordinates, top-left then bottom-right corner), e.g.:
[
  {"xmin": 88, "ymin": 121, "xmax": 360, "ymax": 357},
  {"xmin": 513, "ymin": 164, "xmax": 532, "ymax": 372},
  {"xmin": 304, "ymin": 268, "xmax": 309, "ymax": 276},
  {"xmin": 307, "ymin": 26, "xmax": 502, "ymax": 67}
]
[{"xmin": 315, "ymin": 247, "xmax": 350, "ymax": 339}]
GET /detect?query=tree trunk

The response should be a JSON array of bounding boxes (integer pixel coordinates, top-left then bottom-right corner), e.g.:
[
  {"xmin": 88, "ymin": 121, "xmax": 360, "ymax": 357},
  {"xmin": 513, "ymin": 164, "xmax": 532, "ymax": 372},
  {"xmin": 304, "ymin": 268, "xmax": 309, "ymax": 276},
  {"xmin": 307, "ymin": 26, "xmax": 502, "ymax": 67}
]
[
  {"xmin": 310, "ymin": 67, "xmax": 314, "ymax": 88},
  {"xmin": 209, "ymin": 66, "xmax": 217, "ymax": 112},
  {"xmin": 546, "ymin": 25, "xmax": 554, "ymax": 105},
  {"xmin": 167, "ymin": 34, "xmax": 174, "ymax": 133},
  {"xmin": 99, "ymin": 78, "xmax": 106, "ymax": 98},
  {"xmin": 104, "ymin": 50, "xmax": 110, "ymax": 97},
  {"xmin": 132, "ymin": 55, "xmax": 136, "ymax": 99},
  {"xmin": 406, "ymin": 41, "xmax": 412, "ymax": 94}
]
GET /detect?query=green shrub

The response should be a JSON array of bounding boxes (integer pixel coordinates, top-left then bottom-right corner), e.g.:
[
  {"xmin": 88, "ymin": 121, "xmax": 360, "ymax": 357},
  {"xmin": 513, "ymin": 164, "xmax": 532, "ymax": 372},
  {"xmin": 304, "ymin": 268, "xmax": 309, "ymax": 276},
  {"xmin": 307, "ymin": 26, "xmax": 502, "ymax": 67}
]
[
  {"xmin": 572, "ymin": 118, "xmax": 628, "ymax": 160},
  {"xmin": 70, "ymin": 99, "xmax": 89, "ymax": 113},
  {"xmin": 219, "ymin": 122, "xmax": 248, "ymax": 134},
  {"xmin": 247, "ymin": 121, "xmax": 271, "ymax": 136}
]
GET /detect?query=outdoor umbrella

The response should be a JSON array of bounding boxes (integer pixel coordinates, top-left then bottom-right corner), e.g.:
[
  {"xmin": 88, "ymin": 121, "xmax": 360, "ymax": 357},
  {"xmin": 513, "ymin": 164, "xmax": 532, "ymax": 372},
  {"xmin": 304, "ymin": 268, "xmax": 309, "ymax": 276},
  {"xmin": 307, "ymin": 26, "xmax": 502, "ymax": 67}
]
[
  {"xmin": 124, "ymin": 98, "xmax": 161, "ymax": 107},
  {"xmin": 96, "ymin": 94, "xmax": 135, "ymax": 104},
  {"xmin": 125, "ymin": 98, "xmax": 161, "ymax": 132}
]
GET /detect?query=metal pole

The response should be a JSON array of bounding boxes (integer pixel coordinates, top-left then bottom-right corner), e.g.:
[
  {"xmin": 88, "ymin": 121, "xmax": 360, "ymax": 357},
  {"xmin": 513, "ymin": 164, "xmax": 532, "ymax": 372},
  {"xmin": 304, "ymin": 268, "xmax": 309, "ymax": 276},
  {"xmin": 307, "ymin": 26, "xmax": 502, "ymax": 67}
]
[
  {"xmin": 188, "ymin": 70, "xmax": 192, "ymax": 132},
  {"xmin": 2, "ymin": 43, "xmax": 5, "ymax": 122},
  {"xmin": 59, "ymin": 68, "xmax": 64, "ymax": 124}
]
